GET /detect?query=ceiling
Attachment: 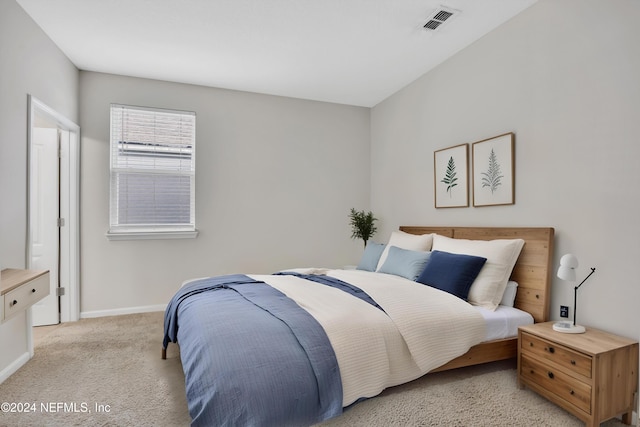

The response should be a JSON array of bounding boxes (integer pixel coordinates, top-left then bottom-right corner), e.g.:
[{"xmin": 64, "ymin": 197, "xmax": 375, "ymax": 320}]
[{"xmin": 16, "ymin": 0, "xmax": 537, "ymax": 107}]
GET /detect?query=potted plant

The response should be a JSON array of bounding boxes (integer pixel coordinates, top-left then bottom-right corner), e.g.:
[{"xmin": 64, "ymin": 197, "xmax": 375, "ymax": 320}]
[{"xmin": 349, "ymin": 208, "xmax": 378, "ymax": 248}]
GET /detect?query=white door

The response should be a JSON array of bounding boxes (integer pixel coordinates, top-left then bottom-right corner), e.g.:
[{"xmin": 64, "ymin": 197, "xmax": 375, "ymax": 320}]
[{"xmin": 30, "ymin": 127, "xmax": 60, "ymax": 326}]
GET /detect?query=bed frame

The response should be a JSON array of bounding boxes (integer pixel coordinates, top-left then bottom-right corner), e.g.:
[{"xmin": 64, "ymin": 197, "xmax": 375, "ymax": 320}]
[{"xmin": 399, "ymin": 226, "xmax": 555, "ymax": 372}]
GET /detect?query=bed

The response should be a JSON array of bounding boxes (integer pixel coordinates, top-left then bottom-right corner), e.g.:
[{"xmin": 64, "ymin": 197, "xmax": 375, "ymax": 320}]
[{"xmin": 163, "ymin": 226, "xmax": 554, "ymax": 426}]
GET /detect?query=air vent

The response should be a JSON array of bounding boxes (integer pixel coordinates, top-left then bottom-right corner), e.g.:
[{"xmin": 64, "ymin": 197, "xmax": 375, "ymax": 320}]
[
  {"xmin": 424, "ymin": 20, "xmax": 443, "ymax": 30},
  {"xmin": 433, "ymin": 10, "xmax": 453, "ymax": 21},
  {"xmin": 423, "ymin": 7, "xmax": 458, "ymax": 31}
]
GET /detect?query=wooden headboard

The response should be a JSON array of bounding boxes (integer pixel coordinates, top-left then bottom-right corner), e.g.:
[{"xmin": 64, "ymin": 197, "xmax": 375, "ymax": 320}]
[{"xmin": 399, "ymin": 226, "xmax": 555, "ymax": 323}]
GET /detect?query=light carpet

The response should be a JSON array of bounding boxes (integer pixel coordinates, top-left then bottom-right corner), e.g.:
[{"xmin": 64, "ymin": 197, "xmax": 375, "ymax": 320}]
[{"xmin": 0, "ymin": 312, "xmax": 631, "ymax": 426}]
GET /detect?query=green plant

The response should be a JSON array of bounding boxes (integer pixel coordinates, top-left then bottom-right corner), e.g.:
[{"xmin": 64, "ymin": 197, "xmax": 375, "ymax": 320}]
[{"xmin": 349, "ymin": 208, "xmax": 378, "ymax": 248}]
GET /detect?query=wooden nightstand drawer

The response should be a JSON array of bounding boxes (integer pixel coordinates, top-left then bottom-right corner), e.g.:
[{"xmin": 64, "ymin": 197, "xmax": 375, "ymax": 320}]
[
  {"xmin": 521, "ymin": 332, "xmax": 591, "ymax": 379},
  {"xmin": 521, "ymin": 354, "xmax": 591, "ymax": 414},
  {"xmin": 518, "ymin": 322, "xmax": 638, "ymax": 427}
]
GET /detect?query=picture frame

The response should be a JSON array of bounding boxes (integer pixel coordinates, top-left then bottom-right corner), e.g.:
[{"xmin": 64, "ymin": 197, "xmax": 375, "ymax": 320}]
[
  {"xmin": 434, "ymin": 143, "xmax": 468, "ymax": 208},
  {"xmin": 472, "ymin": 132, "xmax": 515, "ymax": 207}
]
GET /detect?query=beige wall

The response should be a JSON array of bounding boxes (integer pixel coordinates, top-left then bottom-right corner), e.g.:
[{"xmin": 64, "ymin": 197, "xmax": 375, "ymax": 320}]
[
  {"xmin": 79, "ymin": 72, "xmax": 371, "ymax": 314},
  {"xmin": 0, "ymin": 0, "xmax": 79, "ymax": 268},
  {"xmin": 0, "ymin": 0, "xmax": 78, "ymax": 379},
  {"xmin": 371, "ymin": 0, "xmax": 640, "ymax": 340}
]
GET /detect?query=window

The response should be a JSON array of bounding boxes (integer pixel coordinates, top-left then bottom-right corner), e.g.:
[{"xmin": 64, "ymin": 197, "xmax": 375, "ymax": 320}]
[{"xmin": 107, "ymin": 104, "xmax": 197, "ymax": 240}]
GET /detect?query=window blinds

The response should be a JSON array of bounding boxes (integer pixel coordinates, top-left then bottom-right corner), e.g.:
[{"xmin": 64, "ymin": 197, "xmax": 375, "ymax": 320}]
[{"xmin": 109, "ymin": 104, "xmax": 196, "ymax": 233}]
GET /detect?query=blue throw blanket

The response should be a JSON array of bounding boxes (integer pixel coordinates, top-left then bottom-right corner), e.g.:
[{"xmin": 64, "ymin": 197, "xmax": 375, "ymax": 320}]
[
  {"xmin": 163, "ymin": 274, "xmax": 343, "ymax": 427},
  {"xmin": 274, "ymin": 272, "xmax": 385, "ymax": 312}
]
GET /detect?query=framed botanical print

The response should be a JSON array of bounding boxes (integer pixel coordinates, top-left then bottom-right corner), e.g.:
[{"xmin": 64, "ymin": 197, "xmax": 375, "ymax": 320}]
[
  {"xmin": 472, "ymin": 133, "xmax": 515, "ymax": 207},
  {"xmin": 434, "ymin": 143, "xmax": 468, "ymax": 208}
]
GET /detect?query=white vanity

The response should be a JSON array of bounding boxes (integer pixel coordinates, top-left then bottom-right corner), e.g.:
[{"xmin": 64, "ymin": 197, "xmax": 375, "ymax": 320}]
[{"xmin": 0, "ymin": 269, "xmax": 50, "ymax": 383}]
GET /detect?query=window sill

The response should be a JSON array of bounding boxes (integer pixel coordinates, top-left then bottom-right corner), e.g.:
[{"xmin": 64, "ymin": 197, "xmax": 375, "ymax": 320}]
[{"xmin": 106, "ymin": 230, "xmax": 199, "ymax": 241}]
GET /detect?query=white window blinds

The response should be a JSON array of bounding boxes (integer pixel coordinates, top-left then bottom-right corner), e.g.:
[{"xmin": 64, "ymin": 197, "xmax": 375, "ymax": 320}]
[{"xmin": 109, "ymin": 104, "xmax": 196, "ymax": 237}]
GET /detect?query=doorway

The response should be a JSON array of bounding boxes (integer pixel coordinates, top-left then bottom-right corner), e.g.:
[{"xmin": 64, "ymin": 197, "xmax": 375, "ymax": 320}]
[{"xmin": 27, "ymin": 95, "xmax": 80, "ymax": 325}]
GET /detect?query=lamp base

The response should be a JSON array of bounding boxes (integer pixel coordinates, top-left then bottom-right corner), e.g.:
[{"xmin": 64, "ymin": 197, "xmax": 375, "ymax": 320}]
[{"xmin": 553, "ymin": 321, "xmax": 586, "ymax": 334}]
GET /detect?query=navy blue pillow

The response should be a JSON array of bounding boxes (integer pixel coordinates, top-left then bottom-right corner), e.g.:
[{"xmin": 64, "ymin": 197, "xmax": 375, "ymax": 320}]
[{"xmin": 416, "ymin": 250, "xmax": 487, "ymax": 300}]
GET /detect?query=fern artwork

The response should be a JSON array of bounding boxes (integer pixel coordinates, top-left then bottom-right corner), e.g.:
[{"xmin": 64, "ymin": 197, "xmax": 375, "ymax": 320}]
[
  {"xmin": 434, "ymin": 144, "xmax": 468, "ymax": 208},
  {"xmin": 472, "ymin": 133, "xmax": 515, "ymax": 207},
  {"xmin": 440, "ymin": 156, "xmax": 458, "ymax": 197},
  {"xmin": 480, "ymin": 148, "xmax": 503, "ymax": 194}
]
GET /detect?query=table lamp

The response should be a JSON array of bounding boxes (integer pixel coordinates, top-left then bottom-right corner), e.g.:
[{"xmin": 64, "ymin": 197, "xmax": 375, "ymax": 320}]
[{"xmin": 553, "ymin": 253, "xmax": 596, "ymax": 334}]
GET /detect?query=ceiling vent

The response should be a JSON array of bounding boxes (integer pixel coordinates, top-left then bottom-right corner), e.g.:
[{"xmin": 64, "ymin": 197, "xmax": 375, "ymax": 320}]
[{"xmin": 423, "ymin": 6, "xmax": 458, "ymax": 31}]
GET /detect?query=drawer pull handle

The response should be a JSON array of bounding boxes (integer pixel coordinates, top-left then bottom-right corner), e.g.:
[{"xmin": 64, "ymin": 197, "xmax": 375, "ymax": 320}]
[
  {"xmin": 547, "ymin": 347, "xmax": 555, "ymax": 354},
  {"xmin": 547, "ymin": 371, "xmax": 554, "ymax": 379},
  {"xmin": 570, "ymin": 360, "xmax": 576, "ymax": 365},
  {"xmin": 530, "ymin": 342, "xmax": 534, "ymax": 347},
  {"xmin": 32, "ymin": 288, "xmax": 36, "ymax": 293},
  {"xmin": 570, "ymin": 390, "xmax": 575, "ymax": 395},
  {"xmin": 11, "ymin": 299, "xmax": 18, "ymax": 307}
]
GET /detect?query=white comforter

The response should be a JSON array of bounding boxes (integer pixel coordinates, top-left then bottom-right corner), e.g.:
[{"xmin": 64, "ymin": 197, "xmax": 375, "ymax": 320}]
[{"xmin": 250, "ymin": 269, "xmax": 486, "ymax": 406}]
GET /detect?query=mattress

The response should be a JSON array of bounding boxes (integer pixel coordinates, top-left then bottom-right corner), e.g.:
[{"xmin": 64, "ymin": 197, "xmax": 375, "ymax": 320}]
[{"xmin": 475, "ymin": 305, "xmax": 534, "ymax": 342}]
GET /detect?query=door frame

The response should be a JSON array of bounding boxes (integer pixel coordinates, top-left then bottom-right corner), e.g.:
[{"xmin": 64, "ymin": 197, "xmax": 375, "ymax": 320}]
[{"xmin": 27, "ymin": 95, "xmax": 80, "ymax": 323}]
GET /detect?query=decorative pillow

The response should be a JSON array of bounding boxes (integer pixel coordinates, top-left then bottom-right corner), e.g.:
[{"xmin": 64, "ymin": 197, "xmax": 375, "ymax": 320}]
[
  {"xmin": 376, "ymin": 231, "xmax": 433, "ymax": 271},
  {"xmin": 431, "ymin": 234, "xmax": 525, "ymax": 311},
  {"xmin": 356, "ymin": 242, "xmax": 386, "ymax": 272},
  {"xmin": 416, "ymin": 250, "xmax": 487, "ymax": 300},
  {"xmin": 500, "ymin": 281, "xmax": 519, "ymax": 307},
  {"xmin": 377, "ymin": 246, "xmax": 432, "ymax": 281}
]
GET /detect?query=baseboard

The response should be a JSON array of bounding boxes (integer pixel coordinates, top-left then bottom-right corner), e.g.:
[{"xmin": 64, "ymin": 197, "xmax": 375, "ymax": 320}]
[
  {"xmin": 80, "ymin": 304, "xmax": 166, "ymax": 319},
  {"xmin": 0, "ymin": 352, "xmax": 30, "ymax": 384}
]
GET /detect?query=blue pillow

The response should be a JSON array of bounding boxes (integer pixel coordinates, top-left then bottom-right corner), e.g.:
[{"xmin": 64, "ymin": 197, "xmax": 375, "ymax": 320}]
[
  {"xmin": 377, "ymin": 246, "xmax": 432, "ymax": 280},
  {"xmin": 416, "ymin": 250, "xmax": 487, "ymax": 300},
  {"xmin": 356, "ymin": 242, "xmax": 386, "ymax": 272}
]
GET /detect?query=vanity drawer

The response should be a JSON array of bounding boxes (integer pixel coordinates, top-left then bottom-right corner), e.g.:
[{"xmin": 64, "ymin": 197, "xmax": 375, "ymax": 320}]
[
  {"xmin": 521, "ymin": 354, "xmax": 591, "ymax": 414},
  {"xmin": 2, "ymin": 271, "xmax": 50, "ymax": 322},
  {"xmin": 521, "ymin": 332, "xmax": 592, "ymax": 379}
]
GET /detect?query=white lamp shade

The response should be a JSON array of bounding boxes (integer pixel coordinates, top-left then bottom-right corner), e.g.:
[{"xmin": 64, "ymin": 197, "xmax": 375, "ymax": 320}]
[{"xmin": 557, "ymin": 253, "xmax": 578, "ymax": 281}]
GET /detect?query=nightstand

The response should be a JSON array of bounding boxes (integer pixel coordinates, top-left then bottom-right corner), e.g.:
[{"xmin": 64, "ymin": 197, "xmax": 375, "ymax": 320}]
[{"xmin": 518, "ymin": 322, "xmax": 638, "ymax": 427}]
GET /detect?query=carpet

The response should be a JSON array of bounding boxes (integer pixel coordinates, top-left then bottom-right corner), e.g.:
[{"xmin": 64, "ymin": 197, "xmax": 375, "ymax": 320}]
[{"xmin": 0, "ymin": 312, "xmax": 631, "ymax": 426}]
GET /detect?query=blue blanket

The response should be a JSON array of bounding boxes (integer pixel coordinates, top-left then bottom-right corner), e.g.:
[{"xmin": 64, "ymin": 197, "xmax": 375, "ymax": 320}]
[
  {"xmin": 274, "ymin": 272, "xmax": 384, "ymax": 311},
  {"xmin": 163, "ymin": 274, "xmax": 343, "ymax": 427}
]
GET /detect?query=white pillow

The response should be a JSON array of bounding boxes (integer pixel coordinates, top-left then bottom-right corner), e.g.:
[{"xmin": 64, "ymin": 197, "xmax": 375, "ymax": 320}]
[
  {"xmin": 431, "ymin": 234, "xmax": 525, "ymax": 311},
  {"xmin": 376, "ymin": 231, "xmax": 433, "ymax": 271},
  {"xmin": 500, "ymin": 281, "xmax": 519, "ymax": 307}
]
